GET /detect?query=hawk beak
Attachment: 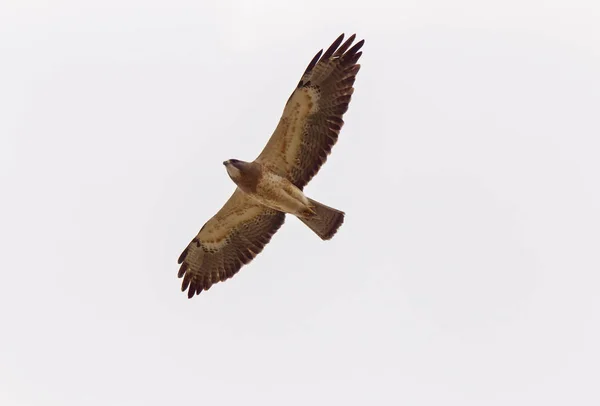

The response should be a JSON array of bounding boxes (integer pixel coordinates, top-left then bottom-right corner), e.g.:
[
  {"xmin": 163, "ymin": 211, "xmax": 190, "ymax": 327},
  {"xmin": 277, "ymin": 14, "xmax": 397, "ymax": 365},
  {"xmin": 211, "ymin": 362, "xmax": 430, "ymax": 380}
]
[{"xmin": 223, "ymin": 160, "xmax": 228, "ymax": 166}]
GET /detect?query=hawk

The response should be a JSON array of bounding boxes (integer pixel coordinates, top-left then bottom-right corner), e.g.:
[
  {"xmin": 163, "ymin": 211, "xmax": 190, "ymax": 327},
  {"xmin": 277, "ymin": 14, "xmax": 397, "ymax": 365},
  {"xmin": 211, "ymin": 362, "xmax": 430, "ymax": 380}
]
[{"xmin": 178, "ymin": 34, "xmax": 364, "ymax": 298}]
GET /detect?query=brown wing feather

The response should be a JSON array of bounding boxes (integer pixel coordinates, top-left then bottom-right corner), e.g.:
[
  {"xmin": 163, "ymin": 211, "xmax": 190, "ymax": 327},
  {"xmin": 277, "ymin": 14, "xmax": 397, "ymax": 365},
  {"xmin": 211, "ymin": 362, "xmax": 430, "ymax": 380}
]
[
  {"xmin": 178, "ymin": 188, "xmax": 285, "ymax": 298},
  {"xmin": 257, "ymin": 33, "xmax": 364, "ymax": 189}
]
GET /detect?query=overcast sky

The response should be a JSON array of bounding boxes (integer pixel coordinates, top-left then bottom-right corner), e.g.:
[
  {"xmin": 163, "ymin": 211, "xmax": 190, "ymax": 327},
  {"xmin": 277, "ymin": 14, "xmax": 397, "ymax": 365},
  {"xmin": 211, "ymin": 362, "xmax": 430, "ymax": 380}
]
[{"xmin": 1, "ymin": 1, "xmax": 599, "ymax": 405}]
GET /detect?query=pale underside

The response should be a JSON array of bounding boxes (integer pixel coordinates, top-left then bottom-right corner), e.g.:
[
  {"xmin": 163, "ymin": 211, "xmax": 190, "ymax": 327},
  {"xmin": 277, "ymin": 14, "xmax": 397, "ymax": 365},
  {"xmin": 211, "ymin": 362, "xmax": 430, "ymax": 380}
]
[
  {"xmin": 248, "ymin": 171, "xmax": 310, "ymax": 216},
  {"xmin": 256, "ymin": 87, "xmax": 320, "ymax": 177},
  {"xmin": 178, "ymin": 34, "xmax": 363, "ymax": 297}
]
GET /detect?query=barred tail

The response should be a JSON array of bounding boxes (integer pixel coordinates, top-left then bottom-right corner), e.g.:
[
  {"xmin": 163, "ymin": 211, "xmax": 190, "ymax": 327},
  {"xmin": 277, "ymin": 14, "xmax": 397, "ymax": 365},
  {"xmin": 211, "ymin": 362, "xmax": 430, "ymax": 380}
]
[{"xmin": 298, "ymin": 198, "xmax": 345, "ymax": 240}]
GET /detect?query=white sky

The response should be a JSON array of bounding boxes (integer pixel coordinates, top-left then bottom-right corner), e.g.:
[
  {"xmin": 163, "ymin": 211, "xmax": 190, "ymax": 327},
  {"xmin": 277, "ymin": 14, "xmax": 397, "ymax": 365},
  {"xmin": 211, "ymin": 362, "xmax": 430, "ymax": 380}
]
[{"xmin": 1, "ymin": 1, "xmax": 599, "ymax": 405}]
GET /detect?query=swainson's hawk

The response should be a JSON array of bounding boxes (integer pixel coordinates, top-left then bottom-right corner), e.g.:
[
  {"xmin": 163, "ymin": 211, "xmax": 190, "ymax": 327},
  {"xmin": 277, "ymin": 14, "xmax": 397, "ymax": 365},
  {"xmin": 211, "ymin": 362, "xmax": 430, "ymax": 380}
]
[{"xmin": 178, "ymin": 34, "xmax": 363, "ymax": 298}]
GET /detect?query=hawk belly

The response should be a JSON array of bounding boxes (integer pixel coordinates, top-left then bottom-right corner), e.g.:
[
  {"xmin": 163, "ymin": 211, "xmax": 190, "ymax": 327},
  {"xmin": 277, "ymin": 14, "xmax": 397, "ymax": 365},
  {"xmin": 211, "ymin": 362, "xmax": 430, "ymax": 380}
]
[{"xmin": 250, "ymin": 171, "xmax": 310, "ymax": 216}]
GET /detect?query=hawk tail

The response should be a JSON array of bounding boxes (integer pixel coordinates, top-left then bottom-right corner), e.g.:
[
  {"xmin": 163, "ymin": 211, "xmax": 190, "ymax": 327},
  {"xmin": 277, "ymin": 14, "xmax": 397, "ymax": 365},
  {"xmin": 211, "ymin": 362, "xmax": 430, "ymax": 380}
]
[{"xmin": 298, "ymin": 198, "xmax": 345, "ymax": 240}]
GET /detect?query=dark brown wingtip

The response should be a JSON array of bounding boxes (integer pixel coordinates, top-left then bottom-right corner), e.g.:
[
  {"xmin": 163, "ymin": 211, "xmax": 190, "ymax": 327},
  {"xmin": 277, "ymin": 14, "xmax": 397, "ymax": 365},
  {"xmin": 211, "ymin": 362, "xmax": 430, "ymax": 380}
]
[
  {"xmin": 346, "ymin": 51, "xmax": 362, "ymax": 66},
  {"xmin": 303, "ymin": 49, "xmax": 323, "ymax": 77},
  {"xmin": 322, "ymin": 33, "xmax": 345, "ymax": 60},
  {"xmin": 344, "ymin": 40, "xmax": 365, "ymax": 60},
  {"xmin": 181, "ymin": 272, "xmax": 192, "ymax": 291},
  {"xmin": 185, "ymin": 280, "xmax": 204, "ymax": 299},
  {"xmin": 178, "ymin": 262, "xmax": 188, "ymax": 278},
  {"xmin": 333, "ymin": 34, "xmax": 357, "ymax": 57},
  {"xmin": 177, "ymin": 247, "xmax": 188, "ymax": 264}
]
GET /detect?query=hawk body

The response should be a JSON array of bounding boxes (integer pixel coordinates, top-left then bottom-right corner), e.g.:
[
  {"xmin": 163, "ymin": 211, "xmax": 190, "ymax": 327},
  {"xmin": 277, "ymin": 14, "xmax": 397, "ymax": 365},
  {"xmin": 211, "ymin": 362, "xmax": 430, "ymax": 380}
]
[
  {"xmin": 178, "ymin": 34, "xmax": 363, "ymax": 298},
  {"xmin": 224, "ymin": 160, "xmax": 310, "ymax": 216}
]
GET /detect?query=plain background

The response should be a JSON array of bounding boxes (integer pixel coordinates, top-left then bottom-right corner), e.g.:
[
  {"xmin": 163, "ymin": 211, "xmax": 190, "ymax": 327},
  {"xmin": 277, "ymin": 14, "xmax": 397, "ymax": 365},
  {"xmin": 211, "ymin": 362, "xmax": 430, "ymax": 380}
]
[{"xmin": 1, "ymin": 1, "xmax": 599, "ymax": 405}]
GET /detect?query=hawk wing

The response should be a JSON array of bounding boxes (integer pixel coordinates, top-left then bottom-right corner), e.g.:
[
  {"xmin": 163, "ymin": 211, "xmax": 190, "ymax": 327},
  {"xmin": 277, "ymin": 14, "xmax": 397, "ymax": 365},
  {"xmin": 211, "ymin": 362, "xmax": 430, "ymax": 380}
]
[
  {"xmin": 177, "ymin": 188, "xmax": 285, "ymax": 298},
  {"xmin": 256, "ymin": 33, "xmax": 364, "ymax": 189}
]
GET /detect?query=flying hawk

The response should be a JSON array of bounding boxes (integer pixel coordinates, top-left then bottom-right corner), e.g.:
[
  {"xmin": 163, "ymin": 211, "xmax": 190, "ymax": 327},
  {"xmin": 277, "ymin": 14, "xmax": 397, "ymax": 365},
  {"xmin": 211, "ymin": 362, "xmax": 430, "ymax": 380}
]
[{"xmin": 178, "ymin": 34, "xmax": 364, "ymax": 298}]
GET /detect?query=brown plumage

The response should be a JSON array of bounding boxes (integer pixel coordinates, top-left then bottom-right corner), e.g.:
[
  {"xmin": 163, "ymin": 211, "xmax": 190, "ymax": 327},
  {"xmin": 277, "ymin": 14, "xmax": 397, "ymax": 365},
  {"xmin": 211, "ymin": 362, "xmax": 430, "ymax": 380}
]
[
  {"xmin": 257, "ymin": 33, "xmax": 363, "ymax": 189},
  {"xmin": 298, "ymin": 198, "xmax": 345, "ymax": 240},
  {"xmin": 178, "ymin": 189, "xmax": 284, "ymax": 298},
  {"xmin": 178, "ymin": 34, "xmax": 363, "ymax": 298},
  {"xmin": 224, "ymin": 160, "xmax": 262, "ymax": 193}
]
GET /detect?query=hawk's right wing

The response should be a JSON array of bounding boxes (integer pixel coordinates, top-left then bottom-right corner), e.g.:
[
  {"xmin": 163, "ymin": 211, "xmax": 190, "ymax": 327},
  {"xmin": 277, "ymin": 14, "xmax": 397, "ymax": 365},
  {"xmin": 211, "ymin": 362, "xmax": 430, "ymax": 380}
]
[{"xmin": 178, "ymin": 188, "xmax": 285, "ymax": 298}]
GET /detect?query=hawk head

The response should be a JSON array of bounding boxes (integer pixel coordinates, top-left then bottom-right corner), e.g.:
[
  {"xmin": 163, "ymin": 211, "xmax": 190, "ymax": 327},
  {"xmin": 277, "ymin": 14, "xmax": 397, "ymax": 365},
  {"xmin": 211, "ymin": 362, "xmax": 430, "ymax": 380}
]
[
  {"xmin": 223, "ymin": 159, "xmax": 261, "ymax": 193},
  {"xmin": 223, "ymin": 159, "xmax": 245, "ymax": 182}
]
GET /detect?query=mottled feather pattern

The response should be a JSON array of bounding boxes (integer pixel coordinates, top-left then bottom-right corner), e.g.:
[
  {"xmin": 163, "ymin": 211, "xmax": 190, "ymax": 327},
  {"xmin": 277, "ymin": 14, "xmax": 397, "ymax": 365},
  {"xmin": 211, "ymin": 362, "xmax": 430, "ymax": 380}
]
[
  {"xmin": 178, "ymin": 189, "xmax": 285, "ymax": 298},
  {"xmin": 257, "ymin": 33, "xmax": 364, "ymax": 189},
  {"xmin": 291, "ymin": 34, "xmax": 363, "ymax": 188},
  {"xmin": 177, "ymin": 34, "xmax": 363, "ymax": 298}
]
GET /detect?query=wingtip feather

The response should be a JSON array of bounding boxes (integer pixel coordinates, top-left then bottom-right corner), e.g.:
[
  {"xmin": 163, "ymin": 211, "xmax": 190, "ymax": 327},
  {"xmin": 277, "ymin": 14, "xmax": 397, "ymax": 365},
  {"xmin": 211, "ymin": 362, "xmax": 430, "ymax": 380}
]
[
  {"xmin": 322, "ymin": 33, "xmax": 345, "ymax": 59},
  {"xmin": 345, "ymin": 40, "xmax": 365, "ymax": 58},
  {"xmin": 303, "ymin": 49, "xmax": 323, "ymax": 77}
]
